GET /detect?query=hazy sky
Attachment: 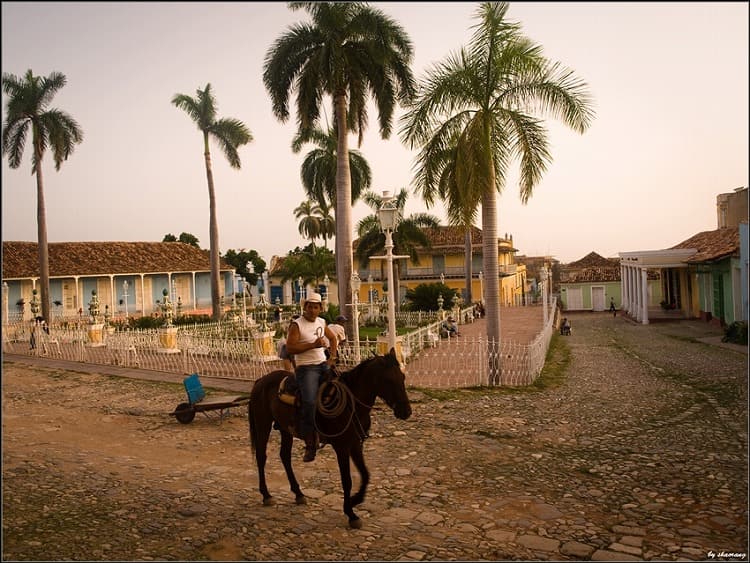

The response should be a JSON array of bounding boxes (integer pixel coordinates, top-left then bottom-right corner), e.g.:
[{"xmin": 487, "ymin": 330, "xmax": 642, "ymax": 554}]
[{"xmin": 2, "ymin": 2, "xmax": 748, "ymax": 265}]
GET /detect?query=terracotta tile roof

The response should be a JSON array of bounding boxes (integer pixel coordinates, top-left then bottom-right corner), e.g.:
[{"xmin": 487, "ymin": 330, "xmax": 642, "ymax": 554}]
[
  {"xmin": 670, "ymin": 227, "xmax": 740, "ymax": 263},
  {"xmin": 2, "ymin": 241, "xmax": 233, "ymax": 279},
  {"xmin": 560, "ymin": 251, "xmax": 623, "ymax": 283},
  {"xmin": 565, "ymin": 251, "xmax": 617, "ymax": 269}
]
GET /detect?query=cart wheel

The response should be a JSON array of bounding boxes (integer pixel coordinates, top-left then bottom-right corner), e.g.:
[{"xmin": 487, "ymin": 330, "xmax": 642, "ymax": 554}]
[{"xmin": 174, "ymin": 403, "xmax": 196, "ymax": 424}]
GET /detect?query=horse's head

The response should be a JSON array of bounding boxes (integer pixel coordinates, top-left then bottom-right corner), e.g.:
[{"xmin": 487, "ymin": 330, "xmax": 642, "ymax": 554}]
[{"xmin": 375, "ymin": 348, "xmax": 412, "ymax": 420}]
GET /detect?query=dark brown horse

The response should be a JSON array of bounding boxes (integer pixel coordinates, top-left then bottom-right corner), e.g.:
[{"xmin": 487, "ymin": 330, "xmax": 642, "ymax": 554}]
[{"xmin": 247, "ymin": 348, "xmax": 412, "ymax": 528}]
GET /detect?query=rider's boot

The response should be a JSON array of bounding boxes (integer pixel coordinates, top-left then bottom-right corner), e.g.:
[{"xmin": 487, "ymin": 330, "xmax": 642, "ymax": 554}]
[{"xmin": 303, "ymin": 432, "xmax": 318, "ymax": 462}]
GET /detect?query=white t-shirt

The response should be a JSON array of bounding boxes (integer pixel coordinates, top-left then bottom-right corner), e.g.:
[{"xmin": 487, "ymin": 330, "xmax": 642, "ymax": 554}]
[{"xmin": 292, "ymin": 316, "xmax": 327, "ymax": 366}]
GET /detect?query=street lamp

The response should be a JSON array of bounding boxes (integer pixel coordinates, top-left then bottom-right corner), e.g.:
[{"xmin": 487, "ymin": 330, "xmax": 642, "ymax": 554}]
[
  {"xmin": 377, "ymin": 191, "xmax": 400, "ymax": 353},
  {"xmin": 297, "ymin": 276, "xmax": 304, "ymax": 312},
  {"xmin": 478, "ymin": 271, "xmax": 484, "ymax": 304},
  {"xmin": 322, "ymin": 273, "xmax": 330, "ymax": 310},
  {"xmin": 122, "ymin": 280, "xmax": 129, "ymax": 317},
  {"xmin": 351, "ymin": 271, "xmax": 361, "ymax": 362}
]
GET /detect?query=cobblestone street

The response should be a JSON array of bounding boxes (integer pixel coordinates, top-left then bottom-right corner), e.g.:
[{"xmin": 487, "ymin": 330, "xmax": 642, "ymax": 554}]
[{"xmin": 2, "ymin": 313, "xmax": 747, "ymax": 561}]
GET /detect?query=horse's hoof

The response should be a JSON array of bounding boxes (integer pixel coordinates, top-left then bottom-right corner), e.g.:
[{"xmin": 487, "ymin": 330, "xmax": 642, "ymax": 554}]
[
  {"xmin": 349, "ymin": 517, "xmax": 362, "ymax": 529},
  {"xmin": 263, "ymin": 497, "xmax": 275, "ymax": 506},
  {"xmin": 295, "ymin": 495, "xmax": 307, "ymax": 505}
]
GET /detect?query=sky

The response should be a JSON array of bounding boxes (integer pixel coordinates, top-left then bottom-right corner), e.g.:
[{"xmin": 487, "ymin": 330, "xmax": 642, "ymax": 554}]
[{"xmin": 2, "ymin": 2, "xmax": 748, "ymax": 265}]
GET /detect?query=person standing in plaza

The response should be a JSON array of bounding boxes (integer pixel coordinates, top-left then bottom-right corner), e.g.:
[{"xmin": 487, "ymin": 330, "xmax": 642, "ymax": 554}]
[
  {"xmin": 610, "ymin": 297, "xmax": 617, "ymax": 317},
  {"xmin": 284, "ymin": 292, "xmax": 338, "ymax": 462}
]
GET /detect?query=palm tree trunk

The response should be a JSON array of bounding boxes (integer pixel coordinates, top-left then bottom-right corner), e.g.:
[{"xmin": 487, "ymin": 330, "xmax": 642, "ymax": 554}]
[
  {"xmin": 35, "ymin": 145, "xmax": 51, "ymax": 323},
  {"xmin": 334, "ymin": 94, "xmax": 354, "ymax": 332},
  {"xmin": 482, "ymin": 186, "xmax": 501, "ymax": 385},
  {"xmin": 464, "ymin": 228, "xmax": 473, "ymax": 304},
  {"xmin": 204, "ymin": 135, "xmax": 222, "ymax": 321}
]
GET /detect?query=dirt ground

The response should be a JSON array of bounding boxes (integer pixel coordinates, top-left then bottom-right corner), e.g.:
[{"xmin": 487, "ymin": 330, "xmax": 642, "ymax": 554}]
[{"xmin": 2, "ymin": 314, "xmax": 747, "ymax": 561}]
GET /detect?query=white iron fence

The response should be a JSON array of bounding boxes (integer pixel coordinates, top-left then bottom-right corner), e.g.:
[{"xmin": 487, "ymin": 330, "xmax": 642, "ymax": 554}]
[{"xmin": 3, "ymin": 300, "xmax": 557, "ymax": 388}]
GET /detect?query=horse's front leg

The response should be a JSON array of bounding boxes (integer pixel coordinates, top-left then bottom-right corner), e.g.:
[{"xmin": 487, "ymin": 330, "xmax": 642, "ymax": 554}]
[
  {"xmin": 279, "ymin": 431, "xmax": 306, "ymax": 505},
  {"xmin": 349, "ymin": 442, "xmax": 369, "ymax": 508},
  {"xmin": 250, "ymin": 412, "xmax": 274, "ymax": 506},
  {"xmin": 334, "ymin": 445, "xmax": 361, "ymax": 528}
]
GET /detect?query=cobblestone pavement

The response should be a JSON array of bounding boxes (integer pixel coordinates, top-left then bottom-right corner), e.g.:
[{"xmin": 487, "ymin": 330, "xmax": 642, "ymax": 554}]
[{"xmin": 2, "ymin": 314, "xmax": 747, "ymax": 561}]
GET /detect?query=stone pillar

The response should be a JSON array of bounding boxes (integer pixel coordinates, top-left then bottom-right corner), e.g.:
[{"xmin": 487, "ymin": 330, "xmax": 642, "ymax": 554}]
[{"xmin": 620, "ymin": 265, "xmax": 628, "ymax": 311}]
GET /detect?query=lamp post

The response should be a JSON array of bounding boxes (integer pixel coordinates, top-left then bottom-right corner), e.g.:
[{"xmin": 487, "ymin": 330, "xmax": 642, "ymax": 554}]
[
  {"xmin": 322, "ymin": 273, "xmax": 330, "ymax": 311},
  {"xmin": 122, "ymin": 280, "xmax": 129, "ymax": 318},
  {"xmin": 297, "ymin": 276, "xmax": 304, "ymax": 313},
  {"xmin": 377, "ymin": 192, "xmax": 399, "ymax": 353},
  {"xmin": 478, "ymin": 271, "xmax": 484, "ymax": 304},
  {"xmin": 351, "ymin": 271, "xmax": 361, "ymax": 362}
]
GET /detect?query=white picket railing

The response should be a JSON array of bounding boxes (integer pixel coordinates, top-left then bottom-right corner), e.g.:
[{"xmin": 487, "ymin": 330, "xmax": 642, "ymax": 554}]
[{"xmin": 3, "ymin": 300, "xmax": 556, "ymax": 388}]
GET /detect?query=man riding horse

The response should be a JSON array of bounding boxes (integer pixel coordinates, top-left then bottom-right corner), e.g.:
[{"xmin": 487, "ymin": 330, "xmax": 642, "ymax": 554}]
[{"xmin": 284, "ymin": 291, "xmax": 339, "ymax": 462}]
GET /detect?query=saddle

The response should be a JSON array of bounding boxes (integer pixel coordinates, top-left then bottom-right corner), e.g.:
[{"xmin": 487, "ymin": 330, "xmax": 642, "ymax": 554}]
[
  {"xmin": 277, "ymin": 369, "xmax": 340, "ymax": 407},
  {"xmin": 275, "ymin": 371, "xmax": 341, "ymax": 440},
  {"xmin": 278, "ymin": 374, "xmax": 300, "ymax": 407}
]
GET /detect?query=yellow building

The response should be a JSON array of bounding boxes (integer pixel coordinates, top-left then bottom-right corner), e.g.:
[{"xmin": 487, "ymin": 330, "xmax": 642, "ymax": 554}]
[{"xmin": 355, "ymin": 226, "xmax": 527, "ymax": 307}]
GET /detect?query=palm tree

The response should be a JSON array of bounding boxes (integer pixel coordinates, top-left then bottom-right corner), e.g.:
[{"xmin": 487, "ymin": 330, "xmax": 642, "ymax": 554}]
[
  {"xmin": 414, "ymin": 129, "xmax": 479, "ymax": 303},
  {"xmin": 316, "ymin": 202, "xmax": 336, "ymax": 249},
  {"xmin": 264, "ymin": 1, "xmax": 416, "ymax": 329},
  {"xmin": 172, "ymin": 83, "xmax": 253, "ymax": 321},
  {"xmin": 292, "ymin": 126, "xmax": 372, "ymax": 212},
  {"xmin": 2, "ymin": 69, "xmax": 83, "ymax": 323},
  {"xmin": 294, "ymin": 200, "xmax": 323, "ymax": 246},
  {"xmin": 355, "ymin": 189, "xmax": 440, "ymax": 311},
  {"xmin": 400, "ymin": 2, "xmax": 594, "ymax": 382}
]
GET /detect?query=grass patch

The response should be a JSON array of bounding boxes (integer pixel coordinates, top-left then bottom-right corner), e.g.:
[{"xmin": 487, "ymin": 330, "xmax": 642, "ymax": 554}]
[
  {"xmin": 410, "ymin": 335, "xmax": 571, "ymax": 401},
  {"xmin": 530, "ymin": 333, "xmax": 571, "ymax": 391}
]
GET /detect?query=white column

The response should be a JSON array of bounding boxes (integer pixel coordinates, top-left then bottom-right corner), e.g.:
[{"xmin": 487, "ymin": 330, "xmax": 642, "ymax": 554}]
[
  {"xmin": 634, "ymin": 267, "xmax": 642, "ymax": 321},
  {"xmin": 630, "ymin": 266, "xmax": 638, "ymax": 317},
  {"xmin": 641, "ymin": 268, "xmax": 650, "ymax": 324},
  {"xmin": 626, "ymin": 266, "xmax": 632, "ymax": 316},
  {"xmin": 620, "ymin": 264, "xmax": 628, "ymax": 311}
]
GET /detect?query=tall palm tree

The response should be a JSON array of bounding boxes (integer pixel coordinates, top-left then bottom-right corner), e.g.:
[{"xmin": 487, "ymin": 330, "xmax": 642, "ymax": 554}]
[
  {"xmin": 355, "ymin": 189, "xmax": 440, "ymax": 311},
  {"xmin": 2, "ymin": 69, "xmax": 83, "ymax": 323},
  {"xmin": 264, "ymin": 1, "xmax": 416, "ymax": 329},
  {"xmin": 172, "ymin": 83, "xmax": 252, "ymax": 321},
  {"xmin": 292, "ymin": 126, "xmax": 371, "ymax": 212},
  {"xmin": 400, "ymin": 2, "xmax": 594, "ymax": 382}
]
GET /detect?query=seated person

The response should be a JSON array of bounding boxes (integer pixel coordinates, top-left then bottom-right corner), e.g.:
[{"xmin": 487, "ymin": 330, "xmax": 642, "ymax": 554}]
[{"xmin": 442, "ymin": 316, "xmax": 460, "ymax": 337}]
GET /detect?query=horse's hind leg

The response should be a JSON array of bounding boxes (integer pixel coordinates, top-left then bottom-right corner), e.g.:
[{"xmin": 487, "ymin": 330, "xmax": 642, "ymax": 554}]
[
  {"xmin": 349, "ymin": 443, "xmax": 369, "ymax": 508},
  {"xmin": 334, "ymin": 446, "xmax": 361, "ymax": 528},
  {"xmin": 279, "ymin": 431, "xmax": 306, "ymax": 505}
]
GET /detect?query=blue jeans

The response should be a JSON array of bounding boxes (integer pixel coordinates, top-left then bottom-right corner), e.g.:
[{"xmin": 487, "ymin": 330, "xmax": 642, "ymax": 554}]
[{"xmin": 295, "ymin": 362, "xmax": 330, "ymax": 436}]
